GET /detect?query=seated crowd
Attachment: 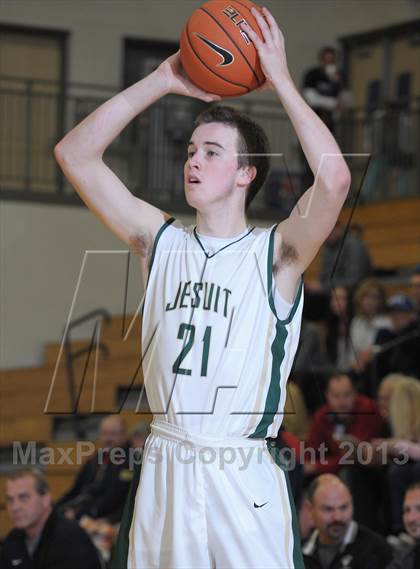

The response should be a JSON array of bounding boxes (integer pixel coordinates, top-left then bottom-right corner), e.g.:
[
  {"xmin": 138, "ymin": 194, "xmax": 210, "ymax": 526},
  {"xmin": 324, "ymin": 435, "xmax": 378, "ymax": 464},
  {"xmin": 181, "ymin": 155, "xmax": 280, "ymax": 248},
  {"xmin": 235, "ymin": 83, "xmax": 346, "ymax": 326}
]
[{"xmin": 0, "ymin": 241, "xmax": 419, "ymax": 568}]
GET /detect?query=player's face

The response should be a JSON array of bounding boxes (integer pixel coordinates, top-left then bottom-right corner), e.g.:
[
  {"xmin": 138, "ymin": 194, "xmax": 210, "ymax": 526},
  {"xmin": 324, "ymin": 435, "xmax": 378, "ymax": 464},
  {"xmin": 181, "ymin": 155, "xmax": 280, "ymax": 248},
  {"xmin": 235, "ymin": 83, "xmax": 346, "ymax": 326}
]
[
  {"xmin": 403, "ymin": 489, "xmax": 420, "ymax": 540},
  {"xmin": 310, "ymin": 484, "xmax": 353, "ymax": 545},
  {"xmin": 184, "ymin": 123, "xmax": 244, "ymax": 211},
  {"xmin": 5, "ymin": 476, "xmax": 50, "ymax": 531}
]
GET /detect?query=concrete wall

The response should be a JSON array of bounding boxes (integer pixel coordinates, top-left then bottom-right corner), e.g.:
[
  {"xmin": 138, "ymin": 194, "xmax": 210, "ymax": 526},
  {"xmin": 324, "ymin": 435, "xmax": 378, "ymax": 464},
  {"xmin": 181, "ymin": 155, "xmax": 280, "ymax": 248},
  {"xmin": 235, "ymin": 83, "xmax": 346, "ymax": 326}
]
[{"xmin": 1, "ymin": 0, "xmax": 419, "ymax": 368}]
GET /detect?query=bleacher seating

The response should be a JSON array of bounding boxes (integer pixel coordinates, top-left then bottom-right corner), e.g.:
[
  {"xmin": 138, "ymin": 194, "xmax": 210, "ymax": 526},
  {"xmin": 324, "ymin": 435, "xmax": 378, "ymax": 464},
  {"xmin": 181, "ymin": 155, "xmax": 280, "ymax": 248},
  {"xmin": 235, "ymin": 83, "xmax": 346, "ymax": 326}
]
[{"xmin": 306, "ymin": 196, "xmax": 420, "ymax": 280}]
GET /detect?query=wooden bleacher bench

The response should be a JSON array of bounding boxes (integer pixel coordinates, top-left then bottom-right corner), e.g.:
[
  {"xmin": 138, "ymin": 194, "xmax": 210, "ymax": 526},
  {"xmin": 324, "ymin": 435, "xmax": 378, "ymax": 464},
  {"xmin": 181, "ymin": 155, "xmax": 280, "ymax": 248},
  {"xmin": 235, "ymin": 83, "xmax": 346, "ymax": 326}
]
[{"xmin": 306, "ymin": 197, "xmax": 420, "ymax": 280}]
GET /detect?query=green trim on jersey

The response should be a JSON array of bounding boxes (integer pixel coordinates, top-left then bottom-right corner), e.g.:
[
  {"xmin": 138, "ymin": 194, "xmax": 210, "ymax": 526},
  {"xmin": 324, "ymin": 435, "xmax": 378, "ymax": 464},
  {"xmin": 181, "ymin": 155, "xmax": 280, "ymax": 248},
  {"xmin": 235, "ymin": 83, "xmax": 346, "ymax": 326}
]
[
  {"xmin": 110, "ymin": 463, "xmax": 142, "ymax": 569},
  {"xmin": 248, "ymin": 318, "xmax": 288, "ymax": 439},
  {"xmin": 141, "ymin": 217, "xmax": 175, "ymax": 316},
  {"xmin": 148, "ymin": 217, "xmax": 176, "ymax": 276},
  {"xmin": 249, "ymin": 226, "xmax": 303, "ymax": 439},
  {"xmin": 267, "ymin": 225, "xmax": 303, "ymax": 324},
  {"xmin": 267, "ymin": 443, "xmax": 305, "ymax": 569}
]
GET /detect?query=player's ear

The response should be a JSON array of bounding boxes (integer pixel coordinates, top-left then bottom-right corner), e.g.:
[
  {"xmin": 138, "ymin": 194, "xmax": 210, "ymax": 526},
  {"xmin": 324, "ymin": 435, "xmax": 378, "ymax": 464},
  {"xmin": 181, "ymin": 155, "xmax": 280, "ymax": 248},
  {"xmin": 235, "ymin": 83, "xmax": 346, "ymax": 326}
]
[{"xmin": 238, "ymin": 165, "xmax": 256, "ymax": 187}]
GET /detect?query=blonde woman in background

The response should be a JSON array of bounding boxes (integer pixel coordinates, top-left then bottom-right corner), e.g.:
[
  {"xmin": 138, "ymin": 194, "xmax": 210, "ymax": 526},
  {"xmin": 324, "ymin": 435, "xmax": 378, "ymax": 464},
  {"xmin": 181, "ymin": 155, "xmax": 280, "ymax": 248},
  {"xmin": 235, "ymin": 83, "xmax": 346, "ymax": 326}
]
[
  {"xmin": 372, "ymin": 377, "xmax": 420, "ymax": 534},
  {"xmin": 349, "ymin": 278, "xmax": 391, "ymax": 372},
  {"xmin": 376, "ymin": 373, "xmax": 405, "ymax": 430}
]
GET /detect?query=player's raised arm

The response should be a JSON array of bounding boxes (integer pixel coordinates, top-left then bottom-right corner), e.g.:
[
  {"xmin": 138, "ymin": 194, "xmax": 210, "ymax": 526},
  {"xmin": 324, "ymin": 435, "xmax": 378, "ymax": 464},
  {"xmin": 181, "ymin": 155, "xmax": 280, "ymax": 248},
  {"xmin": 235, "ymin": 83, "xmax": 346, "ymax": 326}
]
[
  {"xmin": 242, "ymin": 9, "xmax": 351, "ymax": 273},
  {"xmin": 54, "ymin": 52, "xmax": 220, "ymax": 254}
]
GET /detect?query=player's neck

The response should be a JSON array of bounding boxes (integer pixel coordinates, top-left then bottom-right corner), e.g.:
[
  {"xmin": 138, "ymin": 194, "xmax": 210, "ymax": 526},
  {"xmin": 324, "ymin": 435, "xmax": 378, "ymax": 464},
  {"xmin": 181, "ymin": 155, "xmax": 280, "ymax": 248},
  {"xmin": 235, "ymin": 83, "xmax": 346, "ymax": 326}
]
[{"xmin": 196, "ymin": 210, "xmax": 248, "ymax": 239}]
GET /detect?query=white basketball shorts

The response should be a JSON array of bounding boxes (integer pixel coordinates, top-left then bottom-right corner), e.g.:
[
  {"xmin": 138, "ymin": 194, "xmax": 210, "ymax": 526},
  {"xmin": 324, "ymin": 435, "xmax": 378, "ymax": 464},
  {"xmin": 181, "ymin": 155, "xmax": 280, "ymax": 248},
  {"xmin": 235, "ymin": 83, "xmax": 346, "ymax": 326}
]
[{"xmin": 112, "ymin": 419, "xmax": 304, "ymax": 568}]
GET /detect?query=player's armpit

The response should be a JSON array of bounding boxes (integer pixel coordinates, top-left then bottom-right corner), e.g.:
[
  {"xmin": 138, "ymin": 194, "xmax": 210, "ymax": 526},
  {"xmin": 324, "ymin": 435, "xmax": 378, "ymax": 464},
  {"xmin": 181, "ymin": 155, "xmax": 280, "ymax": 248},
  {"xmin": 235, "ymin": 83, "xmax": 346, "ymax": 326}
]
[{"xmin": 275, "ymin": 172, "xmax": 349, "ymax": 273}]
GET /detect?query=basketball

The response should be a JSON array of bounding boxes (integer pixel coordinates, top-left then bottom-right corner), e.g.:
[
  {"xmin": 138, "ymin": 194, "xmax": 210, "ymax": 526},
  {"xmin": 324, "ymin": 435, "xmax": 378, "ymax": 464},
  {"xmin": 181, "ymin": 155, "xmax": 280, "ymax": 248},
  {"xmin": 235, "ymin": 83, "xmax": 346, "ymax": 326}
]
[{"xmin": 180, "ymin": 0, "xmax": 265, "ymax": 97}]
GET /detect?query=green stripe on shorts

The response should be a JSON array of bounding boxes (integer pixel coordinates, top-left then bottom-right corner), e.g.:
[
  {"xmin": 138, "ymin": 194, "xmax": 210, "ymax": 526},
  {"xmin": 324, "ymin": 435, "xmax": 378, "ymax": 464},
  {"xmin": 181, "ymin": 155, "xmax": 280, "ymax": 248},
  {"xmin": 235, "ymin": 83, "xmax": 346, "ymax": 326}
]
[{"xmin": 110, "ymin": 463, "xmax": 142, "ymax": 569}]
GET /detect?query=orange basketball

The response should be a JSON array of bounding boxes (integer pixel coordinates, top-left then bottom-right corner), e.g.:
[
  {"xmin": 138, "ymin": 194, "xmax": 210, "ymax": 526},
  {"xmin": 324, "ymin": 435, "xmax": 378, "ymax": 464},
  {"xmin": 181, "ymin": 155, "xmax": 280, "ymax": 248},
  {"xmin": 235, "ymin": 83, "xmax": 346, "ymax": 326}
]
[{"xmin": 180, "ymin": 0, "xmax": 265, "ymax": 97}]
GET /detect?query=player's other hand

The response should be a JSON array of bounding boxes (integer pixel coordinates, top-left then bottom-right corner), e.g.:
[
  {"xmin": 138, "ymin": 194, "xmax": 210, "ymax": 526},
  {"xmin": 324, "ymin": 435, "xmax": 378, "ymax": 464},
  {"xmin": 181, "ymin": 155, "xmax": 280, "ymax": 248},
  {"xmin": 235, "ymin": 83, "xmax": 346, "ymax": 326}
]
[
  {"xmin": 240, "ymin": 7, "xmax": 291, "ymax": 90},
  {"xmin": 157, "ymin": 51, "xmax": 221, "ymax": 103}
]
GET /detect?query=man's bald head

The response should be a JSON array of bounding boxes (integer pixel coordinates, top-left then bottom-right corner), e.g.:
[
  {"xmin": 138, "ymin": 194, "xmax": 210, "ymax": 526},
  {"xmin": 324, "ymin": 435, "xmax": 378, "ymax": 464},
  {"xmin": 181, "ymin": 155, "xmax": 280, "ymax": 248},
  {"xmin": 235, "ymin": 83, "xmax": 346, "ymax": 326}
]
[
  {"xmin": 99, "ymin": 415, "xmax": 128, "ymax": 449},
  {"xmin": 307, "ymin": 475, "xmax": 353, "ymax": 545}
]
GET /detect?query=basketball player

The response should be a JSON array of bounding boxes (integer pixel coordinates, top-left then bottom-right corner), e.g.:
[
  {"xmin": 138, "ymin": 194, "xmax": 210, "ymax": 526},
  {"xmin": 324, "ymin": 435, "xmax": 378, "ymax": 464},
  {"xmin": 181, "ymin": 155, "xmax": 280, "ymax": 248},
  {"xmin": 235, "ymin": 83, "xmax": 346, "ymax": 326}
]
[{"xmin": 55, "ymin": 7, "xmax": 350, "ymax": 569}]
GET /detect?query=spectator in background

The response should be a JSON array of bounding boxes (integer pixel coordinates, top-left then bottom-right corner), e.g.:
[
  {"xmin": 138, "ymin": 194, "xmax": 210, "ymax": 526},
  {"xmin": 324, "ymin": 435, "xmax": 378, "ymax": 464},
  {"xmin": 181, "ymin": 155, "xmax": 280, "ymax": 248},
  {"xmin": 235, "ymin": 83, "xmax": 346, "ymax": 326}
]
[
  {"xmin": 318, "ymin": 222, "xmax": 373, "ymax": 292},
  {"xmin": 349, "ymin": 279, "xmax": 391, "ymax": 383},
  {"xmin": 350, "ymin": 223, "xmax": 364, "ymax": 241},
  {"xmin": 302, "ymin": 46, "xmax": 343, "ymax": 132},
  {"xmin": 282, "ymin": 379, "xmax": 310, "ymax": 441},
  {"xmin": 371, "ymin": 377, "xmax": 420, "ymax": 534},
  {"xmin": 129, "ymin": 420, "xmax": 150, "ymax": 450},
  {"xmin": 0, "ymin": 468, "xmax": 102, "ymax": 569},
  {"xmin": 350, "ymin": 279, "xmax": 391, "ymax": 356},
  {"xmin": 305, "ymin": 373, "xmax": 384, "ymax": 528},
  {"xmin": 57, "ymin": 415, "xmax": 132, "ymax": 523},
  {"xmin": 376, "ymin": 373, "xmax": 406, "ymax": 437},
  {"xmin": 325, "ymin": 286, "xmax": 353, "ymax": 371},
  {"xmin": 302, "ymin": 474, "xmax": 393, "ymax": 569},
  {"xmin": 301, "ymin": 47, "xmax": 346, "ymax": 190},
  {"xmin": 409, "ymin": 266, "xmax": 420, "ymax": 315},
  {"xmin": 292, "ymin": 318, "xmax": 330, "ymax": 413},
  {"xmin": 361, "ymin": 294, "xmax": 420, "ymax": 391},
  {"xmin": 387, "ymin": 483, "xmax": 420, "ymax": 569}
]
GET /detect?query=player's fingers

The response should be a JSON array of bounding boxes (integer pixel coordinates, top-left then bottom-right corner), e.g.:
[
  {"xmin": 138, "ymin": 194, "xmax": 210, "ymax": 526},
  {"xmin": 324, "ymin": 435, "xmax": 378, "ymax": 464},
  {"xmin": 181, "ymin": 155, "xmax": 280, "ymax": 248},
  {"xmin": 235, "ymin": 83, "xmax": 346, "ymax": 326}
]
[
  {"xmin": 240, "ymin": 21, "xmax": 263, "ymax": 50},
  {"xmin": 250, "ymin": 7, "xmax": 273, "ymax": 46},
  {"xmin": 261, "ymin": 7, "xmax": 283, "ymax": 46},
  {"xmin": 180, "ymin": 76, "xmax": 219, "ymax": 101},
  {"xmin": 195, "ymin": 89, "xmax": 221, "ymax": 102}
]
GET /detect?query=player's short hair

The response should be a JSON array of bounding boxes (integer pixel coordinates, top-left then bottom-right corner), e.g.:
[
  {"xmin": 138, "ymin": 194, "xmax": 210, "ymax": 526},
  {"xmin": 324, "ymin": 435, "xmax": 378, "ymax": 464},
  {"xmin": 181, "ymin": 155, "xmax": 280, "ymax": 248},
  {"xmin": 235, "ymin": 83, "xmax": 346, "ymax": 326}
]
[
  {"xmin": 7, "ymin": 468, "xmax": 49, "ymax": 496},
  {"xmin": 194, "ymin": 105, "xmax": 270, "ymax": 210}
]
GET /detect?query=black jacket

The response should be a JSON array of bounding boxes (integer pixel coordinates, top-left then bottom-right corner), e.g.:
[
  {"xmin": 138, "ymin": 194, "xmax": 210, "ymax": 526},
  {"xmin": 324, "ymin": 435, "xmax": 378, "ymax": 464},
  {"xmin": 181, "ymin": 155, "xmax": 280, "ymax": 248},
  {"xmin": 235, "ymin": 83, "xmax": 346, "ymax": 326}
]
[
  {"xmin": 302, "ymin": 521, "xmax": 393, "ymax": 569},
  {"xmin": 57, "ymin": 444, "xmax": 133, "ymax": 522},
  {"xmin": 0, "ymin": 509, "xmax": 102, "ymax": 569},
  {"xmin": 386, "ymin": 535, "xmax": 420, "ymax": 569},
  {"xmin": 374, "ymin": 319, "xmax": 420, "ymax": 382}
]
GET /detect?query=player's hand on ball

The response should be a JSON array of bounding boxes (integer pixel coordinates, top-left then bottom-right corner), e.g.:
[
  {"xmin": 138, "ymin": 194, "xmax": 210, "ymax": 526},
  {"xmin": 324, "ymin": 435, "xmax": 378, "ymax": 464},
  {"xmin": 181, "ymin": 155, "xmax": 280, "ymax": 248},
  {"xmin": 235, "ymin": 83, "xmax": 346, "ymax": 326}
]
[
  {"xmin": 240, "ymin": 7, "xmax": 290, "ymax": 90},
  {"xmin": 157, "ymin": 51, "xmax": 221, "ymax": 102}
]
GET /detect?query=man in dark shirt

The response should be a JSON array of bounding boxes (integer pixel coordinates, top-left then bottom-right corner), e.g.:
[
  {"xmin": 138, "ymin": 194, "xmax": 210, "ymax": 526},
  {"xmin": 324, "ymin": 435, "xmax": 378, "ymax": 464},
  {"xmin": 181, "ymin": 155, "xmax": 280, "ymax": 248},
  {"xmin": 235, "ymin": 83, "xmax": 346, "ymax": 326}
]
[
  {"xmin": 0, "ymin": 468, "xmax": 102, "ymax": 569},
  {"xmin": 374, "ymin": 294, "xmax": 420, "ymax": 380},
  {"xmin": 302, "ymin": 474, "xmax": 393, "ymax": 569},
  {"xmin": 318, "ymin": 222, "xmax": 373, "ymax": 291},
  {"xmin": 359, "ymin": 294, "xmax": 420, "ymax": 394},
  {"xmin": 300, "ymin": 46, "xmax": 346, "ymax": 191},
  {"xmin": 387, "ymin": 482, "xmax": 420, "ymax": 569},
  {"xmin": 57, "ymin": 415, "xmax": 133, "ymax": 523},
  {"xmin": 302, "ymin": 46, "xmax": 343, "ymax": 132}
]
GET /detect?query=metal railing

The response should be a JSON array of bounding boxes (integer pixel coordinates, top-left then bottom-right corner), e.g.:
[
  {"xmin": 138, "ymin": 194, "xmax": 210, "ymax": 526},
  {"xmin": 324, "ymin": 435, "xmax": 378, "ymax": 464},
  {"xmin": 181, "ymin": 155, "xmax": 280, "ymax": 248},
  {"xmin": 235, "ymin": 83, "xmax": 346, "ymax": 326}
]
[
  {"xmin": 0, "ymin": 75, "xmax": 419, "ymax": 216},
  {"xmin": 60, "ymin": 308, "xmax": 111, "ymax": 438}
]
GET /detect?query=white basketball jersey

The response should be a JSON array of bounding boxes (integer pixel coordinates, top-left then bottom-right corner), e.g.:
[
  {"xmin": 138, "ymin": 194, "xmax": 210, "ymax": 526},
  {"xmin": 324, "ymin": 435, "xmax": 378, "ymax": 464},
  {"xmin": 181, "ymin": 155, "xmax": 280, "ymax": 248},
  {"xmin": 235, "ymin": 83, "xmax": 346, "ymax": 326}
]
[{"xmin": 141, "ymin": 218, "xmax": 303, "ymax": 439}]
